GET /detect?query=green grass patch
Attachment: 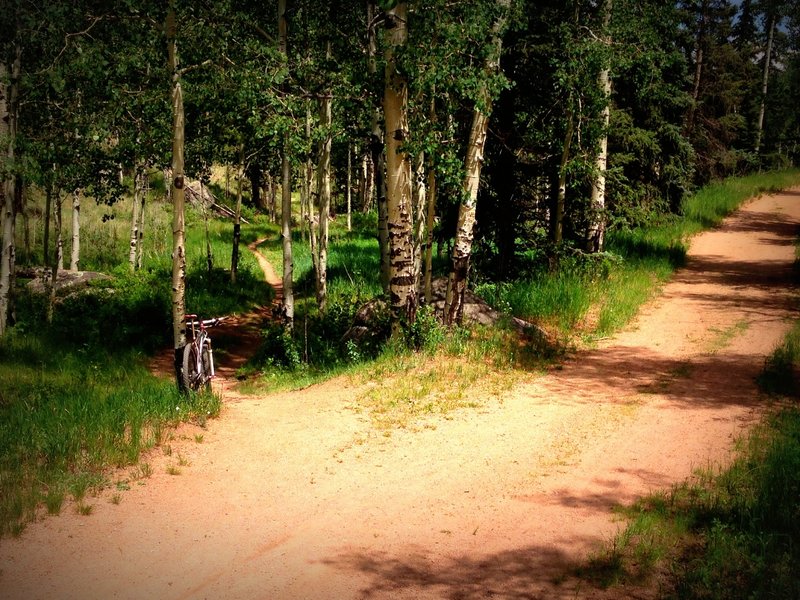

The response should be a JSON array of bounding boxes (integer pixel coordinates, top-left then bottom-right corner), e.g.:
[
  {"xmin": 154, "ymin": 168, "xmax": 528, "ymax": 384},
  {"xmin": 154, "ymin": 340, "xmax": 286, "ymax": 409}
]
[{"xmin": 0, "ymin": 331, "xmax": 221, "ymax": 537}]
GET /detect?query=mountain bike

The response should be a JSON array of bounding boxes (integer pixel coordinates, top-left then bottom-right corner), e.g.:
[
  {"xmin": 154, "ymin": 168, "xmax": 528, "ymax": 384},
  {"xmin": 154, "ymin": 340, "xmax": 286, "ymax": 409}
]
[{"xmin": 182, "ymin": 314, "xmax": 224, "ymax": 392}]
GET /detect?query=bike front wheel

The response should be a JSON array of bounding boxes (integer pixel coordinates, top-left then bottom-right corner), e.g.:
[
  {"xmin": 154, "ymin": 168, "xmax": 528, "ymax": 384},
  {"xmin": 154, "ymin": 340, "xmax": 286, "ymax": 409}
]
[{"xmin": 182, "ymin": 340, "xmax": 212, "ymax": 392}]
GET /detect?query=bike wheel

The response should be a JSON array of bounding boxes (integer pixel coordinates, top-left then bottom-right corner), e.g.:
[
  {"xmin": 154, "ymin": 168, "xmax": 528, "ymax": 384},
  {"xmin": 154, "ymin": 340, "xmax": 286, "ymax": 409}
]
[
  {"xmin": 199, "ymin": 340, "xmax": 213, "ymax": 391},
  {"xmin": 181, "ymin": 342, "xmax": 202, "ymax": 391}
]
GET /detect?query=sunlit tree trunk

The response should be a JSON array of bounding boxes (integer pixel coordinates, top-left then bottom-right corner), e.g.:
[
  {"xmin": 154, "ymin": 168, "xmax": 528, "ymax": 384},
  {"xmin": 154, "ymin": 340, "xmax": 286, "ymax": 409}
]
[
  {"xmin": 70, "ymin": 190, "xmax": 80, "ymax": 270},
  {"xmin": 47, "ymin": 193, "xmax": 64, "ymax": 324},
  {"xmin": 384, "ymin": 2, "xmax": 416, "ymax": 327},
  {"xmin": 587, "ymin": 0, "xmax": 612, "ymax": 253},
  {"xmin": 347, "ymin": 143, "xmax": 352, "ymax": 232},
  {"xmin": 551, "ymin": 109, "xmax": 574, "ymax": 246},
  {"xmin": 316, "ymin": 93, "xmax": 332, "ymax": 312},
  {"xmin": 444, "ymin": 0, "xmax": 510, "ymax": 326},
  {"xmin": 306, "ymin": 103, "xmax": 318, "ymax": 278},
  {"xmin": 129, "ymin": 166, "xmax": 143, "ymax": 270},
  {"xmin": 279, "ymin": 0, "xmax": 294, "ymax": 327},
  {"xmin": 413, "ymin": 151, "xmax": 426, "ymax": 294},
  {"xmin": 167, "ymin": 0, "xmax": 188, "ymax": 387},
  {"xmin": 423, "ymin": 162, "xmax": 437, "ymax": 304},
  {"xmin": 136, "ymin": 172, "xmax": 147, "ymax": 270},
  {"xmin": 231, "ymin": 145, "xmax": 243, "ymax": 284},
  {"xmin": 754, "ymin": 12, "xmax": 775, "ymax": 155}
]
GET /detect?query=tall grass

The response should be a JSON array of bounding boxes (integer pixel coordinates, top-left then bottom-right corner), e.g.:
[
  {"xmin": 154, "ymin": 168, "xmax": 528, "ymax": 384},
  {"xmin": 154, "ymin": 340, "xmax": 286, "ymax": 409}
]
[
  {"xmin": 479, "ymin": 169, "xmax": 800, "ymax": 340},
  {"xmin": 0, "ymin": 331, "xmax": 221, "ymax": 537}
]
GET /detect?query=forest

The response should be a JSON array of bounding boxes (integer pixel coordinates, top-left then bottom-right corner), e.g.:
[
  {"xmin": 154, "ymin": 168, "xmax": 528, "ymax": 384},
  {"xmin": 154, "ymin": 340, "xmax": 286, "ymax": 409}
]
[
  {"xmin": 4, "ymin": 1, "xmax": 800, "ymax": 596},
  {"xmin": 1, "ymin": 0, "xmax": 799, "ymax": 360}
]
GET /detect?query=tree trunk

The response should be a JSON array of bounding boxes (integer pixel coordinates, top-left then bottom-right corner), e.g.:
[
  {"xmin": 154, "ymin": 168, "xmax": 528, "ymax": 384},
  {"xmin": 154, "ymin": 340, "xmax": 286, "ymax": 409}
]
[
  {"xmin": 47, "ymin": 193, "xmax": 64, "ymax": 324},
  {"xmin": 306, "ymin": 103, "xmax": 318, "ymax": 276},
  {"xmin": 586, "ymin": 0, "xmax": 612, "ymax": 254},
  {"xmin": 551, "ymin": 110, "xmax": 574, "ymax": 246},
  {"xmin": 0, "ymin": 59, "xmax": 15, "ymax": 336},
  {"xmin": 384, "ymin": 2, "xmax": 416, "ymax": 327},
  {"xmin": 136, "ymin": 172, "xmax": 147, "ymax": 270},
  {"xmin": 44, "ymin": 179, "xmax": 52, "ymax": 267},
  {"xmin": 347, "ymin": 143, "xmax": 352, "ymax": 232},
  {"xmin": 754, "ymin": 12, "xmax": 775, "ymax": 155},
  {"xmin": 686, "ymin": 0, "xmax": 708, "ymax": 135},
  {"xmin": 316, "ymin": 94, "xmax": 332, "ymax": 313},
  {"xmin": 70, "ymin": 190, "xmax": 80, "ymax": 270},
  {"xmin": 413, "ymin": 152, "xmax": 426, "ymax": 294},
  {"xmin": 249, "ymin": 164, "xmax": 264, "ymax": 211},
  {"xmin": 231, "ymin": 145, "xmax": 244, "ymax": 284},
  {"xmin": 368, "ymin": 0, "xmax": 390, "ymax": 294},
  {"xmin": 167, "ymin": 0, "xmax": 188, "ymax": 387},
  {"xmin": 278, "ymin": 0, "xmax": 294, "ymax": 328},
  {"xmin": 444, "ymin": 0, "xmax": 510, "ymax": 326},
  {"xmin": 202, "ymin": 179, "xmax": 213, "ymax": 276},
  {"xmin": 129, "ymin": 167, "xmax": 142, "ymax": 270}
]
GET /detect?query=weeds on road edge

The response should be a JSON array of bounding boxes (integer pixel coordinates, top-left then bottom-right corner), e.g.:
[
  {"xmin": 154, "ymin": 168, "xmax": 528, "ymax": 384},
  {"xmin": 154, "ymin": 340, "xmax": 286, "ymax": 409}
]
[{"xmin": 578, "ymin": 319, "xmax": 800, "ymax": 598}]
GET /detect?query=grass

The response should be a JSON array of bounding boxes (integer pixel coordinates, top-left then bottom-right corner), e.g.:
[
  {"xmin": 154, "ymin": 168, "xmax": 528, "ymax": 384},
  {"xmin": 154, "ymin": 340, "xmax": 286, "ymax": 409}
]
[
  {"xmin": 477, "ymin": 169, "xmax": 800, "ymax": 341},
  {"xmin": 579, "ymin": 319, "xmax": 800, "ymax": 598},
  {"xmin": 0, "ymin": 331, "xmax": 221, "ymax": 537}
]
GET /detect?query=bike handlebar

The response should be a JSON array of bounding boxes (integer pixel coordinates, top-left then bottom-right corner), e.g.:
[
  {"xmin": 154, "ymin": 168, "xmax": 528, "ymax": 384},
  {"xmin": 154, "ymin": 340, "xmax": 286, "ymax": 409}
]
[{"xmin": 184, "ymin": 315, "xmax": 227, "ymax": 328}]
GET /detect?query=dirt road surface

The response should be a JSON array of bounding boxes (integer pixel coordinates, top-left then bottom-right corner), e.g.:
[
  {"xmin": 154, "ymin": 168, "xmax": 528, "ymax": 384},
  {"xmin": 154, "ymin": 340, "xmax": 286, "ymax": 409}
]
[{"xmin": 2, "ymin": 189, "xmax": 799, "ymax": 599}]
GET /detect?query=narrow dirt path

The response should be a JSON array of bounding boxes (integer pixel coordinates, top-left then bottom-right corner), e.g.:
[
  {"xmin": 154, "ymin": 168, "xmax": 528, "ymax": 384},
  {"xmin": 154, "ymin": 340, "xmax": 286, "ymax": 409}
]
[{"xmin": 2, "ymin": 190, "xmax": 799, "ymax": 599}]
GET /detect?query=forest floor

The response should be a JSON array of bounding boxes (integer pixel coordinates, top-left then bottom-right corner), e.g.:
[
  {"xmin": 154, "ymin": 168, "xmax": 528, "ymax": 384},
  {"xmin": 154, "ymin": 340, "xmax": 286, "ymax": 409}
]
[{"xmin": 2, "ymin": 189, "xmax": 800, "ymax": 599}]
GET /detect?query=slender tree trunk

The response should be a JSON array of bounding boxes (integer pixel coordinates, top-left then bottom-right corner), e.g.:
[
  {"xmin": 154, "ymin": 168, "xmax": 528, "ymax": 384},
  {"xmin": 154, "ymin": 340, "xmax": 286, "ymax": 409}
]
[
  {"xmin": 167, "ymin": 0, "xmax": 188, "ymax": 387},
  {"xmin": 129, "ymin": 167, "xmax": 142, "ymax": 270},
  {"xmin": 587, "ymin": 0, "xmax": 612, "ymax": 253},
  {"xmin": 70, "ymin": 190, "xmax": 80, "ymax": 270},
  {"xmin": 47, "ymin": 193, "xmax": 64, "ymax": 324},
  {"xmin": 755, "ymin": 12, "xmax": 775, "ymax": 155},
  {"xmin": 686, "ymin": 0, "xmax": 708, "ymax": 135},
  {"xmin": 444, "ymin": 0, "xmax": 510, "ymax": 326},
  {"xmin": 384, "ymin": 2, "xmax": 416, "ymax": 327},
  {"xmin": 44, "ymin": 179, "xmax": 52, "ymax": 267},
  {"xmin": 0, "ymin": 59, "xmax": 16, "ymax": 335},
  {"xmin": 278, "ymin": 0, "xmax": 294, "ymax": 328},
  {"xmin": 551, "ymin": 110, "xmax": 574, "ymax": 246},
  {"xmin": 306, "ymin": 103, "xmax": 318, "ymax": 275},
  {"xmin": 347, "ymin": 143, "xmax": 352, "ymax": 232},
  {"xmin": 413, "ymin": 152, "xmax": 426, "ymax": 294},
  {"xmin": 316, "ymin": 94, "xmax": 332, "ymax": 312},
  {"xmin": 231, "ymin": 145, "xmax": 244, "ymax": 284},
  {"xmin": 368, "ymin": 0, "xmax": 390, "ymax": 294},
  {"xmin": 202, "ymin": 179, "xmax": 213, "ymax": 276},
  {"xmin": 136, "ymin": 173, "xmax": 147, "ymax": 270}
]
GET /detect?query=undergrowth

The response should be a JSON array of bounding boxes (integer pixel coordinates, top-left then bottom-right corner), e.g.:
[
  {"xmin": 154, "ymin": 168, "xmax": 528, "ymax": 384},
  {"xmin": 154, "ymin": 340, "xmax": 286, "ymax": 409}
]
[{"xmin": 0, "ymin": 332, "xmax": 221, "ymax": 538}]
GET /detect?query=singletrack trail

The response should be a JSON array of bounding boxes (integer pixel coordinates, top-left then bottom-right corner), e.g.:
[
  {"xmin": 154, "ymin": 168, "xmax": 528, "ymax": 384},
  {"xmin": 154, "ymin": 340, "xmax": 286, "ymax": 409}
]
[{"xmin": 2, "ymin": 190, "xmax": 799, "ymax": 599}]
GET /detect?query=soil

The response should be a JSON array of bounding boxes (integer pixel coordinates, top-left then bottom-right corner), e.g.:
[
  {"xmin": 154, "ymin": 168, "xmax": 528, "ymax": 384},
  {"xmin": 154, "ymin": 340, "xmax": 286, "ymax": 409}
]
[{"xmin": 2, "ymin": 189, "xmax": 799, "ymax": 599}]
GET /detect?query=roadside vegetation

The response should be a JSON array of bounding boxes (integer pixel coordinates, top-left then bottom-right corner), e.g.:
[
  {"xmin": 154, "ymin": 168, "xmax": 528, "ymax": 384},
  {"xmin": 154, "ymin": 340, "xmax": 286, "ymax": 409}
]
[
  {"xmin": 2, "ymin": 169, "xmax": 799, "ymax": 540},
  {"xmin": 577, "ymin": 268, "xmax": 800, "ymax": 599}
]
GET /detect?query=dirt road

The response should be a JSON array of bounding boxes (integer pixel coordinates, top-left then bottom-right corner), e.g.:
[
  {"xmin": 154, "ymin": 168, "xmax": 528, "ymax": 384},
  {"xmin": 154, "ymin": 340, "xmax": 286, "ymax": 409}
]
[{"xmin": 2, "ymin": 189, "xmax": 799, "ymax": 599}]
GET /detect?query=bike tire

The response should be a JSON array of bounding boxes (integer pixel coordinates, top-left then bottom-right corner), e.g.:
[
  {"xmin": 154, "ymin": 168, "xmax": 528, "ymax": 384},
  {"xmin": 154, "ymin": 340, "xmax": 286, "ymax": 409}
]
[
  {"xmin": 199, "ymin": 339, "xmax": 213, "ymax": 391},
  {"xmin": 181, "ymin": 342, "xmax": 202, "ymax": 392}
]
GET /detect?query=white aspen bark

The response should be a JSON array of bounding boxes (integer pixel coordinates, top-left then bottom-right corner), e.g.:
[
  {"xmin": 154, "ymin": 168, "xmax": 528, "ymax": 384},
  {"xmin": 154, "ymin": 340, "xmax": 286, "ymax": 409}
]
[
  {"xmin": 47, "ymin": 194, "xmax": 64, "ymax": 324},
  {"xmin": 686, "ymin": 1, "xmax": 708, "ymax": 134},
  {"xmin": 167, "ymin": 0, "xmax": 187, "ymax": 385},
  {"xmin": 70, "ymin": 190, "xmax": 80, "ymax": 270},
  {"xmin": 281, "ymin": 152, "xmax": 294, "ymax": 325},
  {"xmin": 316, "ymin": 94, "xmax": 332, "ymax": 313},
  {"xmin": 129, "ymin": 168, "xmax": 142, "ymax": 270},
  {"xmin": 306, "ymin": 103, "xmax": 318, "ymax": 276},
  {"xmin": 202, "ymin": 179, "xmax": 213, "ymax": 275},
  {"xmin": 347, "ymin": 143, "xmax": 352, "ymax": 232},
  {"xmin": 587, "ymin": 0, "xmax": 612, "ymax": 253},
  {"xmin": 552, "ymin": 110, "xmax": 574, "ymax": 245},
  {"xmin": 231, "ymin": 145, "xmax": 243, "ymax": 284},
  {"xmin": 136, "ymin": 173, "xmax": 147, "ymax": 270},
  {"xmin": 278, "ymin": 0, "xmax": 293, "ymax": 327},
  {"xmin": 413, "ymin": 152, "xmax": 426, "ymax": 294},
  {"xmin": 384, "ymin": 2, "xmax": 416, "ymax": 326},
  {"xmin": 444, "ymin": 0, "xmax": 510, "ymax": 326},
  {"xmin": 755, "ymin": 12, "xmax": 775, "ymax": 155}
]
